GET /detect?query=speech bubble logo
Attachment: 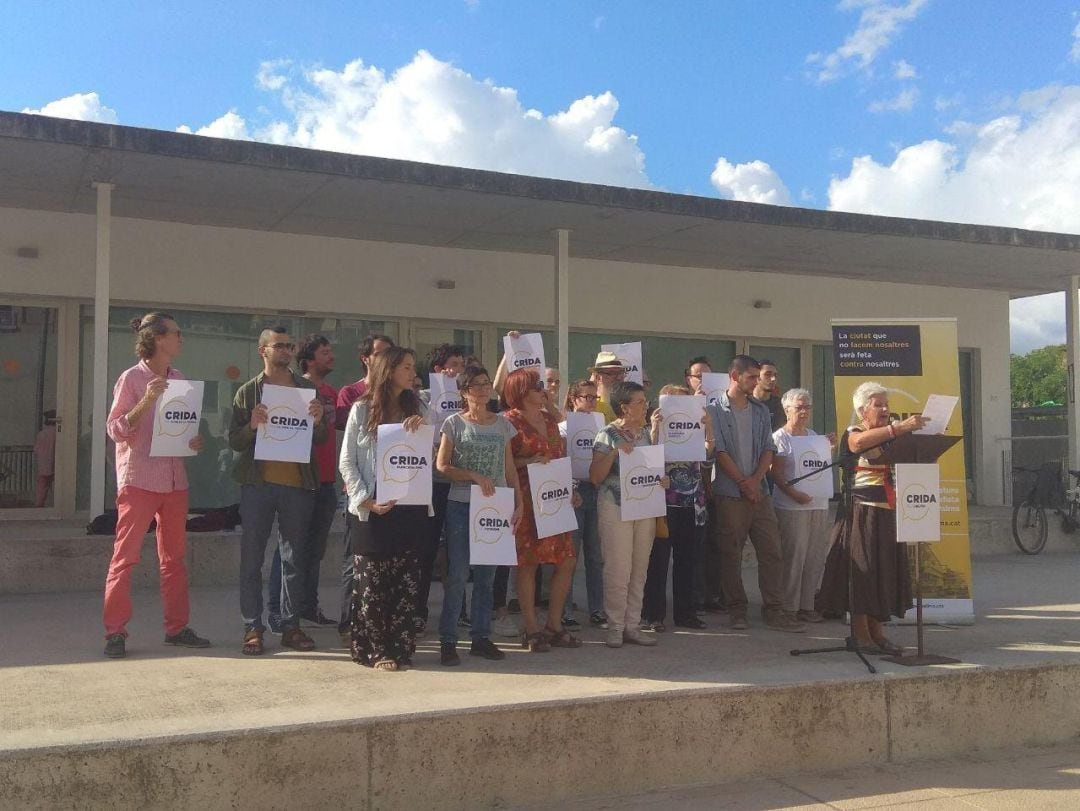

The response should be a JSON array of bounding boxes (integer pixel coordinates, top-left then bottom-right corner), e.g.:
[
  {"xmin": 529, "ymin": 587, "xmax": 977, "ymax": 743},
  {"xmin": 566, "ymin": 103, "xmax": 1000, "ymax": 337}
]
[
  {"xmin": 623, "ymin": 463, "xmax": 661, "ymax": 501},
  {"xmin": 664, "ymin": 410, "xmax": 696, "ymax": 444},
  {"xmin": 157, "ymin": 396, "xmax": 196, "ymax": 437},
  {"xmin": 535, "ymin": 479, "xmax": 569, "ymax": 517},
  {"xmin": 381, "ymin": 442, "xmax": 425, "ymax": 483},
  {"xmin": 900, "ymin": 483, "xmax": 935, "ymax": 522},
  {"xmin": 473, "ymin": 506, "xmax": 509, "ymax": 544},
  {"xmin": 263, "ymin": 405, "xmax": 304, "ymax": 442}
]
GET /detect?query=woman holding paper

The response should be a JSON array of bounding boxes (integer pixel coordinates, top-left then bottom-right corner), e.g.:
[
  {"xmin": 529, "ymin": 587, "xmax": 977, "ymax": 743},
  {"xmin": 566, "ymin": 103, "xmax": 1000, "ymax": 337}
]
[
  {"xmin": 816, "ymin": 382, "xmax": 929, "ymax": 655},
  {"xmin": 641, "ymin": 384, "xmax": 712, "ymax": 631},
  {"xmin": 339, "ymin": 346, "xmax": 430, "ymax": 672},
  {"xmin": 504, "ymin": 369, "xmax": 581, "ymax": 652},
  {"xmin": 770, "ymin": 388, "xmax": 833, "ymax": 624},
  {"xmin": 590, "ymin": 381, "xmax": 669, "ymax": 648},
  {"xmin": 436, "ymin": 364, "xmax": 522, "ymax": 667}
]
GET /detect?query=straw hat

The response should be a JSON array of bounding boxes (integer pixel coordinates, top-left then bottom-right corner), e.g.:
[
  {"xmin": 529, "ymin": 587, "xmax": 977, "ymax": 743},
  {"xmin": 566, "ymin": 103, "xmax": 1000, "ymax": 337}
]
[{"xmin": 588, "ymin": 351, "xmax": 627, "ymax": 373}]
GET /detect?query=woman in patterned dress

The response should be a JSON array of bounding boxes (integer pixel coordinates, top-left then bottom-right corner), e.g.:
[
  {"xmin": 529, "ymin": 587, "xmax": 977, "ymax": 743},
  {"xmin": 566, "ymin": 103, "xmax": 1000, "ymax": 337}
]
[
  {"xmin": 340, "ymin": 346, "xmax": 430, "ymax": 672},
  {"xmin": 504, "ymin": 368, "xmax": 582, "ymax": 652}
]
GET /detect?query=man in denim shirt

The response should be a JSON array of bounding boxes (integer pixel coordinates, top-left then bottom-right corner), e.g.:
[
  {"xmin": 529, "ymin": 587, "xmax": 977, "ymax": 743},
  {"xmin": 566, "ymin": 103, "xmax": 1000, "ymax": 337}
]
[{"xmin": 706, "ymin": 356, "xmax": 804, "ymax": 633}]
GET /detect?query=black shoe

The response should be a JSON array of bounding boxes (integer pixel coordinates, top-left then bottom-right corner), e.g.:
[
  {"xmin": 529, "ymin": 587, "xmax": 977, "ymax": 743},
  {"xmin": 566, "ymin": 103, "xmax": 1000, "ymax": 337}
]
[
  {"xmin": 562, "ymin": 616, "xmax": 581, "ymax": 630},
  {"xmin": 104, "ymin": 634, "xmax": 126, "ymax": 658},
  {"xmin": 301, "ymin": 610, "xmax": 336, "ymax": 627},
  {"xmin": 268, "ymin": 614, "xmax": 283, "ymax": 634},
  {"xmin": 440, "ymin": 642, "xmax": 460, "ymax": 667},
  {"xmin": 674, "ymin": 616, "xmax": 707, "ymax": 630},
  {"xmin": 413, "ymin": 616, "xmax": 426, "ymax": 633},
  {"xmin": 702, "ymin": 598, "xmax": 726, "ymax": 613},
  {"xmin": 164, "ymin": 627, "xmax": 211, "ymax": 648},
  {"xmin": 469, "ymin": 637, "xmax": 505, "ymax": 661},
  {"xmin": 507, "ymin": 598, "xmax": 521, "ymax": 614}
]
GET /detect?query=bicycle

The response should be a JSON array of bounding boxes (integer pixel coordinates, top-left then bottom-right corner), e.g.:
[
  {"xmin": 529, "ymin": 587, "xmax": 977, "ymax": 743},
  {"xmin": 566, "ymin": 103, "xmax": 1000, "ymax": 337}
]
[{"xmin": 1011, "ymin": 464, "xmax": 1080, "ymax": 554}]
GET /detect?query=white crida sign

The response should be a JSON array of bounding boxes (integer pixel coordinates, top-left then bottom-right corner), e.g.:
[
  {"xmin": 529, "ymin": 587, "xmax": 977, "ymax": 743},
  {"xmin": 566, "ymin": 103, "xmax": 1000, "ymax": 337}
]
[
  {"xmin": 528, "ymin": 456, "xmax": 578, "ymax": 539},
  {"xmin": 255, "ymin": 384, "xmax": 316, "ymax": 463},
  {"xmin": 785, "ymin": 435, "xmax": 834, "ymax": 500},
  {"xmin": 701, "ymin": 372, "xmax": 730, "ymax": 406},
  {"xmin": 469, "ymin": 485, "xmax": 518, "ymax": 565},
  {"xmin": 601, "ymin": 341, "xmax": 643, "ymax": 385},
  {"xmin": 150, "ymin": 379, "xmax": 203, "ymax": 457},
  {"xmin": 565, "ymin": 411, "xmax": 604, "ymax": 480},
  {"xmin": 429, "ymin": 373, "xmax": 463, "ymax": 423},
  {"xmin": 895, "ymin": 463, "xmax": 941, "ymax": 544},
  {"xmin": 619, "ymin": 444, "xmax": 666, "ymax": 521},
  {"xmin": 658, "ymin": 394, "xmax": 706, "ymax": 463},
  {"xmin": 375, "ymin": 423, "xmax": 435, "ymax": 506},
  {"xmin": 503, "ymin": 333, "xmax": 546, "ymax": 374}
]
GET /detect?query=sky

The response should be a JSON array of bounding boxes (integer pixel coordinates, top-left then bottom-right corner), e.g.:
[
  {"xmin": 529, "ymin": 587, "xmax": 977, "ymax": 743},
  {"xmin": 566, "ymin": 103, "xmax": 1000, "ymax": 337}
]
[{"xmin": 4, "ymin": 0, "xmax": 1080, "ymax": 354}]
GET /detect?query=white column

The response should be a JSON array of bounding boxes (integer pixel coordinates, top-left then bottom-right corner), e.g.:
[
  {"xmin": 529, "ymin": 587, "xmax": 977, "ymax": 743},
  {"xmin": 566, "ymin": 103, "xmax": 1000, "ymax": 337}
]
[
  {"xmin": 554, "ymin": 229, "xmax": 570, "ymax": 405},
  {"xmin": 90, "ymin": 182, "xmax": 114, "ymax": 516},
  {"xmin": 1067, "ymin": 276, "xmax": 1080, "ymax": 471}
]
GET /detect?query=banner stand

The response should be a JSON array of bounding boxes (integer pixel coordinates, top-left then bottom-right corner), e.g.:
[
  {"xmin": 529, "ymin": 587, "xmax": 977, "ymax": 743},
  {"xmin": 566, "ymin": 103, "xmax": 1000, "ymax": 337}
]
[{"xmin": 882, "ymin": 542, "xmax": 961, "ymax": 667}]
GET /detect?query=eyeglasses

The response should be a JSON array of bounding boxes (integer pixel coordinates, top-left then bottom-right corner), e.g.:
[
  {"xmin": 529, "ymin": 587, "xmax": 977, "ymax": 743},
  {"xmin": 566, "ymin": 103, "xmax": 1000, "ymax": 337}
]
[
  {"xmin": 467, "ymin": 381, "xmax": 493, "ymax": 390},
  {"xmin": 687, "ymin": 373, "xmax": 702, "ymax": 379},
  {"xmin": 267, "ymin": 342, "xmax": 295, "ymax": 351},
  {"xmin": 575, "ymin": 394, "xmax": 599, "ymax": 402},
  {"xmin": 533, "ymin": 380, "xmax": 546, "ymax": 392}
]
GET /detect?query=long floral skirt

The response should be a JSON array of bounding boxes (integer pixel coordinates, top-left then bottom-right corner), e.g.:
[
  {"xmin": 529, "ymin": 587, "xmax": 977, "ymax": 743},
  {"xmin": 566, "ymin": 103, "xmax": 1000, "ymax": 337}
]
[{"xmin": 350, "ymin": 552, "xmax": 420, "ymax": 667}]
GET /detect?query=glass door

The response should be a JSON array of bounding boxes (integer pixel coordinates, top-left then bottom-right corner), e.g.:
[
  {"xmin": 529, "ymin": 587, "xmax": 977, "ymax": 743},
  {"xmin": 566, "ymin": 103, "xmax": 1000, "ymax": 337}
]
[{"xmin": 0, "ymin": 303, "xmax": 62, "ymax": 513}]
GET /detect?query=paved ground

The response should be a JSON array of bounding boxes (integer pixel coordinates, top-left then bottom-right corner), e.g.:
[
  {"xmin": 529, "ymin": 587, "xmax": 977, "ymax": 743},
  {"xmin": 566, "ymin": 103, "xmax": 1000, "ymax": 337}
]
[
  {"xmin": 554, "ymin": 742, "xmax": 1080, "ymax": 810},
  {"xmin": 2, "ymin": 552, "xmax": 1078, "ymax": 753}
]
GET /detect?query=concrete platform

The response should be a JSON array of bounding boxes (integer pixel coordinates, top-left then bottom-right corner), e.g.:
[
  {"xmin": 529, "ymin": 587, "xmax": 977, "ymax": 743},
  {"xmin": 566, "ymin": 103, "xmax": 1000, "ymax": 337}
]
[{"xmin": 1, "ymin": 553, "xmax": 1078, "ymax": 809}]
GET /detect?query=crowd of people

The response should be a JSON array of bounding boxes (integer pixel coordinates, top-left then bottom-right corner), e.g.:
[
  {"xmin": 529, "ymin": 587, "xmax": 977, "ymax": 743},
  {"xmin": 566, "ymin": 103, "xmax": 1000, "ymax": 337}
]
[{"xmin": 101, "ymin": 312, "xmax": 924, "ymax": 668}]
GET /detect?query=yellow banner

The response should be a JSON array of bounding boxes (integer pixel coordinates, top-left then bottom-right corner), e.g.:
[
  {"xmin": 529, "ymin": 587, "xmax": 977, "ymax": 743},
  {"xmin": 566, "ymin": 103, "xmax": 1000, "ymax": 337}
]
[{"xmin": 832, "ymin": 318, "xmax": 974, "ymax": 623}]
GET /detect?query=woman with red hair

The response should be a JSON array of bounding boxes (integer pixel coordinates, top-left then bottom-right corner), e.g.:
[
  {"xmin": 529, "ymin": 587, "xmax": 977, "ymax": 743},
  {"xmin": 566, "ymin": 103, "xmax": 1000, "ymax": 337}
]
[{"xmin": 504, "ymin": 368, "xmax": 581, "ymax": 652}]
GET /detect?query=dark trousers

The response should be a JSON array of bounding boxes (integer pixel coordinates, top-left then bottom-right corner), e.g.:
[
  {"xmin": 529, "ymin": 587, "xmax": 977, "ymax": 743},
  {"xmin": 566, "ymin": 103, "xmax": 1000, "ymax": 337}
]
[
  {"xmin": 643, "ymin": 505, "xmax": 700, "ymax": 623},
  {"xmin": 269, "ymin": 482, "xmax": 338, "ymax": 619},
  {"xmin": 415, "ymin": 481, "xmax": 451, "ymax": 621}
]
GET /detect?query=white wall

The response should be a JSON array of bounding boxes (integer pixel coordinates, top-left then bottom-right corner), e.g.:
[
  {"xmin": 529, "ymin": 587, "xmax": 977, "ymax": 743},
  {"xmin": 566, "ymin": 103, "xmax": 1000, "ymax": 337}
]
[{"xmin": 0, "ymin": 206, "xmax": 1012, "ymax": 504}]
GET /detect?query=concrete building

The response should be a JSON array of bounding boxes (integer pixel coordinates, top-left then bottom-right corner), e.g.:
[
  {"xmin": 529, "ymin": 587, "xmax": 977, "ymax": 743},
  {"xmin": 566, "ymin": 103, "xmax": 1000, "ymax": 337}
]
[{"xmin": 2, "ymin": 110, "xmax": 1079, "ymax": 517}]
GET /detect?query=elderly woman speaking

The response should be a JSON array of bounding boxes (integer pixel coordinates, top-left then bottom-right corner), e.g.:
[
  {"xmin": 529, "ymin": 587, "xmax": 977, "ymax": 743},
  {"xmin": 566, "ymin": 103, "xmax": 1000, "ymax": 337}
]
[{"xmin": 816, "ymin": 381, "xmax": 928, "ymax": 655}]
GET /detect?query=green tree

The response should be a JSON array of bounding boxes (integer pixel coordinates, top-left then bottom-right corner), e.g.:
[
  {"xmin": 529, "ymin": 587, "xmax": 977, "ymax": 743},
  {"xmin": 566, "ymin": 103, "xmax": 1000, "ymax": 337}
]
[{"xmin": 1010, "ymin": 344, "xmax": 1067, "ymax": 407}]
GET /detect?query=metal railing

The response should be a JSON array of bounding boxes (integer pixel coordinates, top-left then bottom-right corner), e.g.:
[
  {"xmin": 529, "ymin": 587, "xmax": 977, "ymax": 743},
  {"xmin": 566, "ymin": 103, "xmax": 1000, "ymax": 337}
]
[{"xmin": 0, "ymin": 445, "xmax": 35, "ymax": 498}]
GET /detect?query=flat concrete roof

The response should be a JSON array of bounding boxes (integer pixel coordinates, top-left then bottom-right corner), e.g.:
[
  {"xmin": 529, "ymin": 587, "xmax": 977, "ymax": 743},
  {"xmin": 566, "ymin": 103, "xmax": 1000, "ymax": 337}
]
[{"xmin": 2, "ymin": 110, "xmax": 1079, "ymax": 297}]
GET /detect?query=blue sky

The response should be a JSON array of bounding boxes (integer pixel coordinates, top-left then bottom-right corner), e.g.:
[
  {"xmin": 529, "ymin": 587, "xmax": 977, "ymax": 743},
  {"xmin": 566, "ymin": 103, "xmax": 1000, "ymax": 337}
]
[{"xmin": 4, "ymin": 1, "xmax": 1080, "ymax": 351}]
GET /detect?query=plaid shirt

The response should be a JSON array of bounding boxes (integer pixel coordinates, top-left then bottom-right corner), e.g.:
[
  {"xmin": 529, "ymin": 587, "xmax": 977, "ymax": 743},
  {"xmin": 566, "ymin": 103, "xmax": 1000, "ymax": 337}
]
[{"xmin": 106, "ymin": 360, "xmax": 189, "ymax": 494}]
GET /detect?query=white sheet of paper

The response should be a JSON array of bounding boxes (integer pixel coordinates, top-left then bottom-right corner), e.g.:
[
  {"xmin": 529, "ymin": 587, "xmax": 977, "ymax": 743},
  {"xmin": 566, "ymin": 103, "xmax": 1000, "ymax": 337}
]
[
  {"xmin": 785, "ymin": 435, "xmax": 835, "ymax": 500},
  {"xmin": 658, "ymin": 394, "xmax": 706, "ymax": 462},
  {"xmin": 429, "ymin": 373, "xmax": 463, "ymax": 424},
  {"xmin": 503, "ymin": 332, "xmax": 546, "ymax": 375},
  {"xmin": 914, "ymin": 394, "xmax": 960, "ymax": 436},
  {"xmin": 150, "ymin": 379, "xmax": 203, "ymax": 457},
  {"xmin": 601, "ymin": 341, "xmax": 644, "ymax": 385},
  {"xmin": 254, "ymin": 384, "xmax": 316, "ymax": 463},
  {"xmin": 375, "ymin": 423, "xmax": 435, "ymax": 506},
  {"xmin": 895, "ymin": 463, "xmax": 941, "ymax": 543},
  {"xmin": 528, "ymin": 456, "xmax": 578, "ymax": 539},
  {"xmin": 469, "ymin": 486, "xmax": 519, "ymax": 565},
  {"xmin": 565, "ymin": 411, "xmax": 605, "ymax": 480},
  {"xmin": 701, "ymin": 372, "xmax": 730, "ymax": 405},
  {"xmin": 619, "ymin": 444, "xmax": 667, "ymax": 521}
]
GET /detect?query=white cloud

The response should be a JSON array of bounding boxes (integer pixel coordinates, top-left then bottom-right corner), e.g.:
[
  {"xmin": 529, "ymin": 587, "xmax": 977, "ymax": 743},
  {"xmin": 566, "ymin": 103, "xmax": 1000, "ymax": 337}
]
[
  {"xmin": 893, "ymin": 59, "xmax": 917, "ymax": 79},
  {"xmin": 1070, "ymin": 21, "xmax": 1080, "ymax": 62},
  {"xmin": 709, "ymin": 158, "xmax": 793, "ymax": 205},
  {"xmin": 1010, "ymin": 293, "xmax": 1065, "ymax": 354},
  {"xmin": 182, "ymin": 50, "xmax": 650, "ymax": 188},
  {"xmin": 935, "ymin": 93, "xmax": 962, "ymax": 112},
  {"xmin": 22, "ymin": 92, "xmax": 118, "ymax": 124},
  {"xmin": 868, "ymin": 86, "xmax": 919, "ymax": 113},
  {"xmin": 176, "ymin": 110, "xmax": 252, "ymax": 139},
  {"xmin": 808, "ymin": 0, "xmax": 929, "ymax": 83}
]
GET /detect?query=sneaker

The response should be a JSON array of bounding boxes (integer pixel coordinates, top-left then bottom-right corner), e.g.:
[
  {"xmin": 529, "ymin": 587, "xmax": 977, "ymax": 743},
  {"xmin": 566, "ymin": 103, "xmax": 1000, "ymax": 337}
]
[
  {"xmin": 797, "ymin": 609, "xmax": 825, "ymax": 623},
  {"xmin": 493, "ymin": 615, "xmax": 520, "ymax": 638},
  {"xmin": 507, "ymin": 598, "xmax": 521, "ymax": 614},
  {"xmin": 765, "ymin": 613, "xmax": 806, "ymax": 633},
  {"xmin": 164, "ymin": 627, "xmax": 211, "ymax": 648},
  {"xmin": 104, "ymin": 634, "xmax": 126, "ymax": 658},
  {"xmin": 301, "ymin": 610, "xmax": 336, "ymax": 627},
  {"xmin": 623, "ymin": 627, "xmax": 658, "ymax": 646},
  {"xmin": 562, "ymin": 616, "xmax": 581, "ymax": 630},
  {"xmin": 589, "ymin": 611, "xmax": 609, "ymax": 629},
  {"xmin": 729, "ymin": 614, "xmax": 749, "ymax": 630},
  {"xmin": 280, "ymin": 627, "xmax": 317, "ymax": 651},
  {"xmin": 469, "ymin": 637, "xmax": 506, "ymax": 661},
  {"xmin": 457, "ymin": 609, "xmax": 471, "ymax": 628},
  {"xmin": 267, "ymin": 614, "xmax": 283, "ymax": 634},
  {"xmin": 702, "ymin": 598, "xmax": 726, "ymax": 613},
  {"xmin": 440, "ymin": 642, "xmax": 461, "ymax": 667},
  {"xmin": 605, "ymin": 627, "xmax": 624, "ymax": 648},
  {"xmin": 673, "ymin": 616, "xmax": 707, "ymax": 630},
  {"xmin": 412, "ymin": 616, "xmax": 427, "ymax": 634}
]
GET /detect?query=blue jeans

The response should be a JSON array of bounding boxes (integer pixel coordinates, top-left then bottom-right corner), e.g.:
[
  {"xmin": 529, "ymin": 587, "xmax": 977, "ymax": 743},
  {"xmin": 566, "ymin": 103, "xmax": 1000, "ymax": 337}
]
[
  {"xmin": 569, "ymin": 481, "xmax": 604, "ymax": 615},
  {"xmin": 239, "ymin": 482, "xmax": 315, "ymax": 632},
  {"xmin": 269, "ymin": 482, "xmax": 338, "ymax": 619},
  {"xmin": 438, "ymin": 499, "xmax": 496, "ymax": 644}
]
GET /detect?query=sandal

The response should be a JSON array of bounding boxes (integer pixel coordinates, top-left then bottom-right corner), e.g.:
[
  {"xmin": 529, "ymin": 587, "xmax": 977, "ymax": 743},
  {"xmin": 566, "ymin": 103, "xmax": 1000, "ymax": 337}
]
[
  {"xmin": 242, "ymin": 629, "xmax": 264, "ymax": 656},
  {"xmin": 521, "ymin": 631, "xmax": 551, "ymax": 653},
  {"xmin": 853, "ymin": 637, "xmax": 884, "ymax": 655},
  {"xmin": 373, "ymin": 659, "xmax": 399, "ymax": 672},
  {"xmin": 873, "ymin": 637, "xmax": 904, "ymax": 656},
  {"xmin": 543, "ymin": 626, "xmax": 582, "ymax": 648}
]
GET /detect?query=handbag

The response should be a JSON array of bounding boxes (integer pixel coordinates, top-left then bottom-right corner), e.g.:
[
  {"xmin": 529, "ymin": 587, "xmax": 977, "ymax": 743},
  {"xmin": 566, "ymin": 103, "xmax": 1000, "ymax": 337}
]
[{"xmin": 655, "ymin": 515, "xmax": 669, "ymax": 538}]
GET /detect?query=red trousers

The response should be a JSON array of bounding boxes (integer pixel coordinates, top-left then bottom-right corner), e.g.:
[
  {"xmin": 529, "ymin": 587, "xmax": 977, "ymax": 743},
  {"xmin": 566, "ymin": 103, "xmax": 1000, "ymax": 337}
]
[{"xmin": 103, "ymin": 486, "xmax": 190, "ymax": 638}]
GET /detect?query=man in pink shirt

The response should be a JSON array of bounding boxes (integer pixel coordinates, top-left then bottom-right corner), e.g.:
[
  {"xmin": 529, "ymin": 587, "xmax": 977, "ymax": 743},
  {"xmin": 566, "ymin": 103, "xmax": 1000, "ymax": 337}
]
[{"xmin": 103, "ymin": 312, "xmax": 210, "ymax": 658}]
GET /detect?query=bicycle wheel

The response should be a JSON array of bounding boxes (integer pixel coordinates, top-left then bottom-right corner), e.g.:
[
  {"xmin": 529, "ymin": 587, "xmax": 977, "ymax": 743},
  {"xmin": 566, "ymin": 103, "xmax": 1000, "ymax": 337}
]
[{"xmin": 1012, "ymin": 499, "xmax": 1048, "ymax": 554}]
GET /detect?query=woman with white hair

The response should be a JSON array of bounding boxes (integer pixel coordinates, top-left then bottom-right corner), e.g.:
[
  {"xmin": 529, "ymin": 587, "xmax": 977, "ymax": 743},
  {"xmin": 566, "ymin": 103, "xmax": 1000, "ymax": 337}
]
[
  {"xmin": 770, "ymin": 388, "xmax": 833, "ymax": 623},
  {"xmin": 816, "ymin": 382, "xmax": 929, "ymax": 655}
]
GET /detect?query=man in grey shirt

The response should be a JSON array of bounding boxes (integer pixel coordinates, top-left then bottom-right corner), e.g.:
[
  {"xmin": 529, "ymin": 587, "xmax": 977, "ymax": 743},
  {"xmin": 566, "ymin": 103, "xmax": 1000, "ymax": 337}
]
[{"xmin": 706, "ymin": 355, "xmax": 804, "ymax": 633}]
